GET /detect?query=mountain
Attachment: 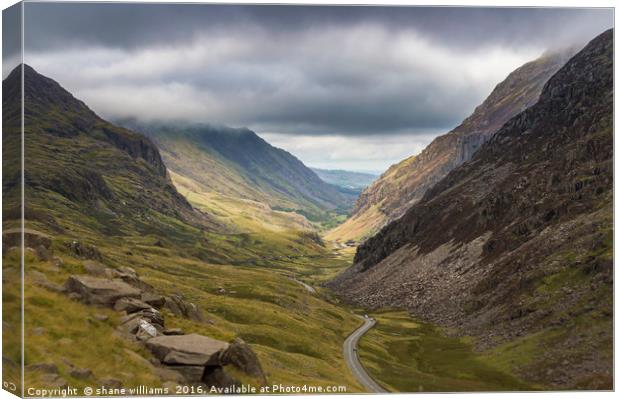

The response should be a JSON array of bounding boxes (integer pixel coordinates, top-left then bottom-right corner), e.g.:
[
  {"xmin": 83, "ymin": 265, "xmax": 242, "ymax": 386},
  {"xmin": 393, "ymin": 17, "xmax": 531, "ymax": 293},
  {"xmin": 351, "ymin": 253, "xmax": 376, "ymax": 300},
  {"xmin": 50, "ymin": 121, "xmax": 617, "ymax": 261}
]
[
  {"xmin": 121, "ymin": 122, "xmax": 353, "ymax": 224},
  {"xmin": 2, "ymin": 65, "xmax": 334, "ymax": 264},
  {"xmin": 2, "ymin": 65, "xmax": 367, "ymax": 391},
  {"xmin": 2, "ymin": 65, "xmax": 213, "ymax": 241},
  {"xmin": 329, "ymin": 30, "xmax": 613, "ymax": 389},
  {"xmin": 311, "ymin": 168, "xmax": 378, "ymax": 193},
  {"xmin": 326, "ymin": 48, "xmax": 576, "ymax": 243}
]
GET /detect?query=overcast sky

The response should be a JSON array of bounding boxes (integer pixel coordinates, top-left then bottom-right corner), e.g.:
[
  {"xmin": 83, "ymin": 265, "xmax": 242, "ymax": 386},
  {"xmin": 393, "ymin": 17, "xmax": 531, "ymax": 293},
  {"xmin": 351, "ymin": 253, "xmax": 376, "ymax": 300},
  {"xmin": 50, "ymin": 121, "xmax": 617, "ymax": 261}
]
[{"xmin": 4, "ymin": 3, "xmax": 613, "ymax": 172}]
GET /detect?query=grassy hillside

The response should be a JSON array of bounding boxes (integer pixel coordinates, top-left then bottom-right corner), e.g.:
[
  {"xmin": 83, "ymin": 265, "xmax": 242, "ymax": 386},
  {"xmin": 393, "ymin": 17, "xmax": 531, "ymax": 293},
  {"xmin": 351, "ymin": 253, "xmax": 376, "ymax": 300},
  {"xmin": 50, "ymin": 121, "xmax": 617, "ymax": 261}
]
[
  {"xmin": 357, "ymin": 310, "xmax": 532, "ymax": 392},
  {"xmin": 2, "ymin": 65, "xmax": 365, "ymax": 393},
  {"xmin": 122, "ymin": 122, "xmax": 353, "ymax": 225}
]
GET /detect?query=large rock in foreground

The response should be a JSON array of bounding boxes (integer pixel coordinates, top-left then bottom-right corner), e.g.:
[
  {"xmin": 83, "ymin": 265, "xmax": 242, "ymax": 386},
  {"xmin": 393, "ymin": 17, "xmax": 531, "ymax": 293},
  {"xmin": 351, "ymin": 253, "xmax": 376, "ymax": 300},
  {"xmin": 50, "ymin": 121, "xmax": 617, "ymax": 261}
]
[
  {"xmin": 64, "ymin": 275, "xmax": 141, "ymax": 306},
  {"xmin": 146, "ymin": 334, "xmax": 228, "ymax": 366},
  {"xmin": 219, "ymin": 338, "xmax": 266, "ymax": 383}
]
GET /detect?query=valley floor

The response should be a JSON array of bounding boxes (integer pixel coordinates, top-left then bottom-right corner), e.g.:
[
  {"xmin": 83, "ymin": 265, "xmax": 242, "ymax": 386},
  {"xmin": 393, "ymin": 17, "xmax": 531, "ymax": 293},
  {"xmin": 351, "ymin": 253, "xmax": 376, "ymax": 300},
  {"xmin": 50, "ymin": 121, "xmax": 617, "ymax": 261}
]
[{"xmin": 3, "ymin": 226, "xmax": 557, "ymax": 395}]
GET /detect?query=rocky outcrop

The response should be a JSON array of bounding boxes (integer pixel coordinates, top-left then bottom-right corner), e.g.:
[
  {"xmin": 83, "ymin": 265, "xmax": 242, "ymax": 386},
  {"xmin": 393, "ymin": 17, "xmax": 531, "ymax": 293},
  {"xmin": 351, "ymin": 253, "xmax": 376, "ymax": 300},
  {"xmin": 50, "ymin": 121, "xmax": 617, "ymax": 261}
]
[
  {"xmin": 163, "ymin": 294, "xmax": 206, "ymax": 323},
  {"xmin": 65, "ymin": 275, "xmax": 141, "ymax": 306},
  {"xmin": 330, "ymin": 30, "xmax": 613, "ymax": 389},
  {"xmin": 66, "ymin": 241, "xmax": 102, "ymax": 261},
  {"xmin": 219, "ymin": 338, "xmax": 267, "ymax": 384},
  {"xmin": 2, "ymin": 228, "xmax": 54, "ymax": 260},
  {"xmin": 327, "ymin": 48, "xmax": 576, "ymax": 243},
  {"xmin": 147, "ymin": 334, "xmax": 228, "ymax": 367},
  {"xmin": 63, "ymin": 264, "xmax": 266, "ymax": 388}
]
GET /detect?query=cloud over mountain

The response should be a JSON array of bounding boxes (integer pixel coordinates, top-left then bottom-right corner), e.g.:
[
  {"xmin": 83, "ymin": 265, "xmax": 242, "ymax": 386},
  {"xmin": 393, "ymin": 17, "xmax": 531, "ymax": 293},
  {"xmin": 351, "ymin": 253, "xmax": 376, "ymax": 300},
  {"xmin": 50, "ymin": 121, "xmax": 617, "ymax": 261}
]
[{"xmin": 12, "ymin": 3, "xmax": 613, "ymax": 169}]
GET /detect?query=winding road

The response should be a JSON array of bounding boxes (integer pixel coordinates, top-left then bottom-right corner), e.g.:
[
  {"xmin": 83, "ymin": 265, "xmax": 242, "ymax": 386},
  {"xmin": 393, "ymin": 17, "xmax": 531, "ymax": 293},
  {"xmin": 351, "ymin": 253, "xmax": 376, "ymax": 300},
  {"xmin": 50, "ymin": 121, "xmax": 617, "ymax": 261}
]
[
  {"xmin": 286, "ymin": 274, "xmax": 386, "ymax": 392},
  {"xmin": 344, "ymin": 316, "xmax": 388, "ymax": 393}
]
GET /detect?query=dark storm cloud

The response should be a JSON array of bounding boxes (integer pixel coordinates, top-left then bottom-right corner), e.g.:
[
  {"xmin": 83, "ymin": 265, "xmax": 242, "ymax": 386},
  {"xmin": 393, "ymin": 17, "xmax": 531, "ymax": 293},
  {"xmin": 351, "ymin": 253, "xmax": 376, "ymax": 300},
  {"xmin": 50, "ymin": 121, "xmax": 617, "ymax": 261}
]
[
  {"xmin": 21, "ymin": 3, "xmax": 613, "ymax": 136},
  {"xmin": 24, "ymin": 3, "xmax": 612, "ymax": 52},
  {"xmin": 2, "ymin": 2, "xmax": 21, "ymax": 77}
]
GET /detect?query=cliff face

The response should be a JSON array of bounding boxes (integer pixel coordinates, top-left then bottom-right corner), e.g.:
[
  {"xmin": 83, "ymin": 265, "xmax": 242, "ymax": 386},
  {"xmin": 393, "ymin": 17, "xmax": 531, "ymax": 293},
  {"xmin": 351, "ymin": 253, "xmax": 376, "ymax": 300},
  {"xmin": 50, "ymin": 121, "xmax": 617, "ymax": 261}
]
[
  {"xmin": 327, "ymin": 49, "xmax": 575, "ymax": 243},
  {"xmin": 330, "ymin": 30, "xmax": 613, "ymax": 389}
]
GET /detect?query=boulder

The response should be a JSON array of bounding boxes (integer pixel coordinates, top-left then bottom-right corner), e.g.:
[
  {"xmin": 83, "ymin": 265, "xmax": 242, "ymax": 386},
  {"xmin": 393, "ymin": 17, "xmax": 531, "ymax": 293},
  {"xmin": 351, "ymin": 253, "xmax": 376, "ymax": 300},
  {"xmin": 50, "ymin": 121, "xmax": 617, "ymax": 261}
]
[
  {"xmin": 114, "ymin": 298, "xmax": 152, "ymax": 313},
  {"xmin": 140, "ymin": 308, "xmax": 165, "ymax": 328},
  {"xmin": 185, "ymin": 303, "xmax": 207, "ymax": 323},
  {"xmin": 66, "ymin": 241, "xmax": 102, "ymax": 261},
  {"xmin": 141, "ymin": 293, "xmax": 166, "ymax": 308},
  {"xmin": 136, "ymin": 320, "xmax": 159, "ymax": 341},
  {"xmin": 146, "ymin": 334, "xmax": 228, "ymax": 366},
  {"xmin": 163, "ymin": 295, "xmax": 206, "ymax": 322},
  {"xmin": 120, "ymin": 309, "xmax": 164, "ymax": 336},
  {"xmin": 35, "ymin": 245, "xmax": 53, "ymax": 261},
  {"xmin": 83, "ymin": 261, "xmax": 108, "ymax": 276},
  {"xmin": 3, "ymin": 228, "xmax": 51, "ymax": 251},
  {"xmin": 112, "ymin": 270, "xmax": 153, "ymax": 292},
  {"xmin": 64, "ymin": 275, "xmax": 141, "ymax": 306},
  {"xmin": 118, "ymin": 266, "xmax": 137, "ymax": 277},
  {"xmin": 219, "ymin": 338, "xmax": 266, "ymax": 383},
  {"xmin": 70, "ymin": 368, "xmax": 93, "ymax": 379},
  {"xmin": 163, "ymin": 296, "xmax": 183, "ymax": 316}
]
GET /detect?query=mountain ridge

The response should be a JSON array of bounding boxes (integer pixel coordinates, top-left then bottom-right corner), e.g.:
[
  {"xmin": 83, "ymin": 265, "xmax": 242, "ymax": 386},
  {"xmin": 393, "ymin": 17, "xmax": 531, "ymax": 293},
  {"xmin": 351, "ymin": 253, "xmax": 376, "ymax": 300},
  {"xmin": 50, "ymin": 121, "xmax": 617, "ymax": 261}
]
[
  {"xmin": 2, "ymin": 64, "xmax": 222, "ymax": 247},
  {"xmin": 329, "ymin": 29, "xmax": 613, "ymax": 389},
  {"xmin": 121, "ymin": 121, "xmax": 353, "ymax": 224},
  {"xmin": 326, "ymin": 48, "xmax": 576, "ymax": 243}
]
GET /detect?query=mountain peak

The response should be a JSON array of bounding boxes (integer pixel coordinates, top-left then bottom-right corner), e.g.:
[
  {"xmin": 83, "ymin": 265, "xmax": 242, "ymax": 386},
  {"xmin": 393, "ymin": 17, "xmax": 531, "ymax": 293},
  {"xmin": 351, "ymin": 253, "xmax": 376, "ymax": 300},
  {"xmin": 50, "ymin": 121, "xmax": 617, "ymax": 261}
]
[{"xmin": 3, "ymin": 63, "xmax": 96, "ymax": 119}]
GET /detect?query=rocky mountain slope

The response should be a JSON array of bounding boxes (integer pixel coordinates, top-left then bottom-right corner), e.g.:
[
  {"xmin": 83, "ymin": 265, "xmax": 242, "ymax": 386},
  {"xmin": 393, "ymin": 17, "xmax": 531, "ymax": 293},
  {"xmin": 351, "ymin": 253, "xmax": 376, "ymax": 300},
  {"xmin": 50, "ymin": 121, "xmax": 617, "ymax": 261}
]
[
  {"xmin": 329, "ymin": 29, "xmax": 613, "ymax": 389},
  {"xmin": 122, "ymin": 122, "xmax": 353, "ymax": 224},
  {"xmin": 3, "ymin": 65, "xmax": 214, "ymax": 239},
  {"xmin": 327, "ymin": 48, "xmax": 575, "ymax": 243}
]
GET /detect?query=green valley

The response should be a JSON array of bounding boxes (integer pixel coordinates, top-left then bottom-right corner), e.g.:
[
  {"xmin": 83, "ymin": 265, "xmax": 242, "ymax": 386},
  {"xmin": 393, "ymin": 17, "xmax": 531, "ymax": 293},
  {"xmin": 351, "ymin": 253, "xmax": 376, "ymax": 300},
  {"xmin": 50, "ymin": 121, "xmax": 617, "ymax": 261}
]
[{"xmin": 1, "ymin": 21, "xmax": 614, "ymax": 397}]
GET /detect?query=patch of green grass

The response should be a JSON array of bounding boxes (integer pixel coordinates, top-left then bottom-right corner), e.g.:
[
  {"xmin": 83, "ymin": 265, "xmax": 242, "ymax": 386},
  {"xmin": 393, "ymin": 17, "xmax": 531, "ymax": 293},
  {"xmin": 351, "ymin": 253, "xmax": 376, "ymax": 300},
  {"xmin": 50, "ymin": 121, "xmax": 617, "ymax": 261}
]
[{"xmin": 357, "ymin": 310, "xmax": 532, "ymax": 392}]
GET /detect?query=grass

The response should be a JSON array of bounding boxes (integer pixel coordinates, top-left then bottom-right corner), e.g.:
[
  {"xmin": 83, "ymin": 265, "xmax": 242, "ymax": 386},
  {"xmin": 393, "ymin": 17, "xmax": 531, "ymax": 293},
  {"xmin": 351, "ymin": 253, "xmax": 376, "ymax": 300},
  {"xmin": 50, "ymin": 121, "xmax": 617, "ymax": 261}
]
[
  {"xmin": 324, "ymin": 203, "xmax": 386, "ymax": 243},
  {"xmin": 7, "ymin": 204, "xmax": 365, "ymax": 392},
  {"xmin": 356, "ymin": 310, "xmax": 532, "ymax": 392},
  {"xmin": 2, "ymin": 250, "xmax": 22, "ymax": 395}
]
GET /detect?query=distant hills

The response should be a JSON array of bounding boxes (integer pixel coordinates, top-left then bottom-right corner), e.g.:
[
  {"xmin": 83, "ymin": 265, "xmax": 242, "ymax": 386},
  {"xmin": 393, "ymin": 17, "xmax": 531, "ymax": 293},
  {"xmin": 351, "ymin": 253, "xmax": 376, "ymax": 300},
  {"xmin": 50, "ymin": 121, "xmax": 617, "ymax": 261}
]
[
  {"xmin": 121, "ymin": 122, "xmax": 353, "ymax": 225},
  {"xmin": 326, "ymin": 48, "xmax": 576, "ymax": 244},
  {"xmin": 330, "ymin": 29, "xmax": 613, "ymax": 389},
  {"xmin": 311, "ymin": 168, "xmax": 378, "ymax": 193}
]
